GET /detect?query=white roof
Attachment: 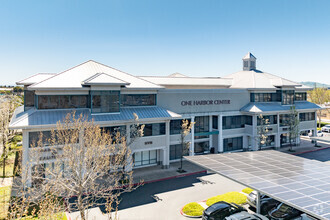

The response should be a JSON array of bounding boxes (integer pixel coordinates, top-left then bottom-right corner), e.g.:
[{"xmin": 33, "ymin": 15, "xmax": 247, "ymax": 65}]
[
  {"xmin": 81, "ymin": 73, "xmax": 130, "ymax": 86},
  {"xmin": 16, "ymin": 73, "xmax": 56, "ymax": 85},
  {"xmin": 28, "ymin": 60, "xmax": 163, "ymax": 90},
  {"xmin": 140, "ymin": 76, "xmax": 232, "ymax": 87},
  {"xmin": 243, "ymin": 52, "xmax": 256, "ymax": 60},
  {"xmin": 223, "ymin": 70, "xmax": 302, "ymax": 89}
]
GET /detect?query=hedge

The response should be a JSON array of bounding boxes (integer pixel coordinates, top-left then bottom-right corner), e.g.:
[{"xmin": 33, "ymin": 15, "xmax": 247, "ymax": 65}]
[
  {"xmin": 206, "ymin": 191, "xmax": 247, "ymax": 206},
  {"xmin": 182, "ymin": 202, "xmax": 205, "ymax": 217}
]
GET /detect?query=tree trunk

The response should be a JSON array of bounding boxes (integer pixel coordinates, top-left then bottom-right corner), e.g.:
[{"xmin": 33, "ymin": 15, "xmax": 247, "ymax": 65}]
[{"xmin": 78, "ymin": 194, "xmax": 86, "ymax": 220}]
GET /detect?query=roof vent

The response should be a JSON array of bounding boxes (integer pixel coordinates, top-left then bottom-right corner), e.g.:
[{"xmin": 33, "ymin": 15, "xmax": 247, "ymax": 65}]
[{"xmin": 242, "ymin": 52, "xmax": 256, "ymax": 71}]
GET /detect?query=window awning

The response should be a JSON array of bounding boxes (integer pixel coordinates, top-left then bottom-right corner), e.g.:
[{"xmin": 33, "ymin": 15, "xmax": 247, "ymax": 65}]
[
  {"xmin": 185, "ymin": 150, "xmax": 330, "ymax": 220},
  {"xmin": 240, "ymin": 101, "xmax": 321, "ymax": 113}
]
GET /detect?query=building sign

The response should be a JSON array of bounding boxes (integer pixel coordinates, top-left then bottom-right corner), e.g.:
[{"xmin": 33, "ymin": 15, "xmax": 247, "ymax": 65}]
[{"xmin": 181, "ymin": 100, "xmax": 230, "ymax": 106}]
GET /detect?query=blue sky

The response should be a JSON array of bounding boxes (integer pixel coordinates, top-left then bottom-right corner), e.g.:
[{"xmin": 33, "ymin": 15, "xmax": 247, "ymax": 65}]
[{"xmin": 1, "ymin": 0, "xmax": 330, "ymax": 85}]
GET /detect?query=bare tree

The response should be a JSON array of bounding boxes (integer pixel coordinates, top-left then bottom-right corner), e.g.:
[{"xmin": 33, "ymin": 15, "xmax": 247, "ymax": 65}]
[
  {"xmin": 0, "ymin": 95, "xmax": 22, "ymax": 177},
  {"xmin": 287, "ymin": 106, "xmax": 300, "ymax": 152},
  {"xmin": 256, "ymin": 114, "xmax": 270, "ymax": 150},
  {"xmin": 26, "ymin": 112, "xmax": 144, "ymax": 220},
  {"xmin": 308, "ymin": 88, "xmax": 330, "ymax": 127},
  {"xmin": 177, "ymin": 119, "xmax": 194, "ymax": 173}
]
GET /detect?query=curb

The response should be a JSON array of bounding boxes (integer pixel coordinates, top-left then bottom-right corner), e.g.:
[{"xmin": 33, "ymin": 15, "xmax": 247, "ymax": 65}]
[{"xmin": 291, "ymin": 146, "xmax": 330, "ymax": 155}]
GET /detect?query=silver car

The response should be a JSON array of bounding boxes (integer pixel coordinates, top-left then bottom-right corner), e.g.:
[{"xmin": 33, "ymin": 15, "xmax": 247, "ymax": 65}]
[
  {"xmin": 225, "ymin": 211, "xmax": 268, "ymax": 220},
  {"xmin": 321, "ymin": 125, "xmax": 330, "ymax": 133}
]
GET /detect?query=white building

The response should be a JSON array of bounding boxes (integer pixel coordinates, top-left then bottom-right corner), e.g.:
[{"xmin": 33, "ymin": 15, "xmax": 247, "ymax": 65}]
[{"xmin": 10, "ymin": 53, "xmax": 320, "ymax": 184}]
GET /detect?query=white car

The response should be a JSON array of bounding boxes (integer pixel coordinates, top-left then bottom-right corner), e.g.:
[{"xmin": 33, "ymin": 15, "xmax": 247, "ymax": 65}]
[
  {"xmin": 321, "ymin": 125, "xmax": 330, "ymax": 133},
  {"xmin": 225, "ymin": 211, "xmax": 268, "ymax": 220}
]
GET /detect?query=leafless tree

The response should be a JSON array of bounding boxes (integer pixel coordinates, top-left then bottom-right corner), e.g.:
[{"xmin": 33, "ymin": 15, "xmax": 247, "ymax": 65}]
[
  {"xmin": 0, "ymin": 95, "xmax": 22, "ymax": 177},
  {"xmin": 24, "ymin": 111, "xmax": 144, "ymax": 220},
  {"xmin": 177, "ymin": 119, "xmax": 194, "ymax": 173},
  {"xmin": 256, "ymin": 114, "xmax": 270, "ymax": 150},
  {"xmin": 287, "ymin": 106, "xmax": 300, "ymax": 152}
]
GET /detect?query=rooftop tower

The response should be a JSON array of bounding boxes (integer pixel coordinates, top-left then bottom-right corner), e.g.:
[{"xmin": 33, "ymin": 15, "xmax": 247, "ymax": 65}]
[{"xmin": 242, "ymin": 52, "xmax": 256, "ymax": 71}]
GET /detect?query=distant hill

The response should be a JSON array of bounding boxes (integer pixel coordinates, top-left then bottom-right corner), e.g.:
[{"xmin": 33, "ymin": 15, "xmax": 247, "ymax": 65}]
[{"xmin": 300, "ymin": 81, "xmax": 330, "ymax": 88}]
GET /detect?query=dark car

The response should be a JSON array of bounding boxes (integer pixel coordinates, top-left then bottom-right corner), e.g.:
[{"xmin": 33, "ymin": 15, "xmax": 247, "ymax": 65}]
[
  {"xmin": 247, "ymin": 191, "xmax": 280, "ymax": 215},
  {"xmin": 268, "ymin": 203, "xmax": 302, "ymax": 220},
  {"xmin": 202, "ymin": 201, "xmax": 246, "ymax": 220}
]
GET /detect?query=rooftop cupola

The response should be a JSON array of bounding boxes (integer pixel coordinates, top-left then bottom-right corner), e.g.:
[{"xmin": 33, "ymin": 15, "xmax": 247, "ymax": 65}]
[{"xmin": 242, "ymin": 52, "xmax": 257, "ymax": 71}]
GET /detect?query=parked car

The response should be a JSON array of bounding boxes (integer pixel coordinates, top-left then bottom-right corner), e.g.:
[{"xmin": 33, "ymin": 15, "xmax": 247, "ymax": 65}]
[
  {"xmin": 247, "ymin": 191, "xmax": 280, "ymax": 215},
  {"xmin": 321, "ymin": 125, "xmax": 330, "ymax": 133},
  {"xmin": 202, "ymin": 201, "xmax": 246, "ymax": 220},
  {"xmin": 317, "ymin": 130, "xmax": 323, "ymax": 137},
  {"xmin": 225, "ymin": 211, "xmax": 269, "ymax": 220},
  {"xmin": 268, "ymin": 203, "xmax": 302, "ymax": 220}
]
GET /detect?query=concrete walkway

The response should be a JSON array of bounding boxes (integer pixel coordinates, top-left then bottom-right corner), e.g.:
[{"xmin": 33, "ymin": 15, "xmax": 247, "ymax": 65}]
[{"xmin": 132, "ymin": 160, "xmax": 206, "ymax": 184}]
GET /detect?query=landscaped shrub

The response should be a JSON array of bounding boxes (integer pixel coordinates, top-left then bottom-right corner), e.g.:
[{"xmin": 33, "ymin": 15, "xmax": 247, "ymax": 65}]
[
  {"xmin": 182, "ymin": 202, "xmax": 205, "ymax": 217},
  {"xmin": 206, "ymin": 191, "xmax": 247, "ymax": 206},
  {"xmin": 242, "ymin": 187, "xmax": 254, "ymax": 194}
]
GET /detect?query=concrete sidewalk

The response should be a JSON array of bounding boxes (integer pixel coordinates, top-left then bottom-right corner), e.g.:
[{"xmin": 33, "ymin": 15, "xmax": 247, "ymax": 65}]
[
  {"xmin": 278, "ymin": 136, "xmax": 330, "ymax": 155},
  {"xmin": 132, "ymin": 160, "xmax": 206, "ymax": 184}
]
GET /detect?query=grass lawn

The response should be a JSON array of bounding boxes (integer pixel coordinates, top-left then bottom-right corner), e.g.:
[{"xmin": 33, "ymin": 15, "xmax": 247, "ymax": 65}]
[{"xmin": 0, "ymin": 185, "xmax": 12, "ymax": 219}]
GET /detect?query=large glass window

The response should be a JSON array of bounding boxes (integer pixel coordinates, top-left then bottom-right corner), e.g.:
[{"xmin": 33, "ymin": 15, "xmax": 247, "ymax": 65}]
[
  {"xmin": 194, "ymin": 141, "xmax": 209, "ymax": 154},
  {"xmin": 24, "ymin": 90, "xmax": 35, "ymax": 109},
  {"xmin": 121, "ymin": 94, "xmax": 156, "ymax": 106},
  {"xmin": 170, "ymin": 144, "xmax": 189, "ymax": 160},
  {"xmin": 299, "ymin": 112, "xmax": 315, "ymax": 121},
  {"xmin": 257, "ymin": 115, "xmax": 278, "ymax": 125},
  {"xmin": 212, "ymin": 116, "xmax": 218, "ymax": 129},
  {"xmin": 102, "ymin": 125, "xmax": 126, "ymax": 136},
  {"xmin": 133, "ymin": 123, "xmax": 165, "ymax": 137},
  {"xmin": 91, "ymin": 91, "xmax": 120, "ymax": 113},
  {"xmin": 282, "ymin": 90, "xmax": 295, "ymax": 105},
  {"xmin": 170, "ymin": 119, "xmax": 191, "ymax": 135},
  {"xmin": 223, "ymin": 116, "xmax": 252, "ymax": 130},
  {"xmin": 194, "ymin": 116, "xmax": 209, "ymax": 133},
  {"xmin": 279, "ymin": 114, "xmax": 290, "ymax": 127},
  {"xmin": 133, "ymin": 150, "xmax": 157, "ymax": 167},
  {"xmin": 223, "ymin": 137, "xmax": 243, "ymax": 152},
  {"xmin": 37, "ymin": 95, "xmax": 89, "ymax": 109},
  {"xmin": 295, "ymin": 92, "xmax": 307, "ymax": 101},
  {"xmin": 29, "ymin": 131, "xmax": 52, "ymax": 147},
  {"xmin": 250, "ymin": 93, "xmax": 279, "ymax": 102}
]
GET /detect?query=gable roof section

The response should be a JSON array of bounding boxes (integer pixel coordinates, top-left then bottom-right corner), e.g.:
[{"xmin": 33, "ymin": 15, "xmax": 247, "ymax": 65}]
[
  {"xmin": 223, "ymin": 70, "xmax": 302, "ymax": 89},
  {"xmin": 28, "ymin": 60, "xmax": 163, "ymax": 90},
  {"xmin": 81, "ymin": 73, "xmax": 130, "ymax": 86},
  {"xmin": 16, "ymin": 73, "xmax": 56, "ymax": 86}
]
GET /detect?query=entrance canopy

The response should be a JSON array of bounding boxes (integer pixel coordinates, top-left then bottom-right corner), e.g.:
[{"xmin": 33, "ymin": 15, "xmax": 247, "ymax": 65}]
[{"xmin": 185, "ymin": 150, "xmax": 330, "ymax": 220}]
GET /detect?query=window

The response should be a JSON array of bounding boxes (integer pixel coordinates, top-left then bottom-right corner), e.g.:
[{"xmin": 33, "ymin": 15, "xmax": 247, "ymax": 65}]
[
  {"xmin": 133, "ymin": 150, "xmax": 157, "ymax": 167},
  {"xmin": 282, "ymin": 90, "xmax": 295, "ymax": 105},
  {"xmin": 102, "ymin": 126, "xmax": 126, "ymax": 136},
  {"xmin": 194, "ymin": 116, "xmax": 209, "ymax": 133},
  {"xmin": 170, "ymin": 119, "xmax": 191, "ymax": 135},
  {"xmin": 170, "ymin": 144, "xmax": 189, "ymax": 160},
  {"xmin": 279, "ymin": 114, "xmax": 290, "ymax": 127},
  {"xmin": 29, "ymin": 131, "xmax": 52, "ymax": 147},
  {"xmin": 223, "ymin": 116, "xmax": 252, "ymax": 130},
  {"xmin": 299, "ymin": 112, "xmax": 315, "ymax": 121},
  {"xmin": 37, "ymin": 95, "xmax": 89, "ymax": 109},
  {"xmin": 243, "ymin": 61, "xmax": 248, "ymax": 67},
  {"xmin": 250, "ymin": 93, "xmax": 278, "ymax": 102},
  {"xmin": 257, "ymin": 115, "xmax": 277, "ymax": 125},
  {"xmin": 133, "ymin": 123, "xmax": 165, "ymax": 137},
  {"xmin": 250, "ymin": 61, "xmax": 256, "ymax": 69},
  {"xmin": 223, "ymin": 137, "xmax": 243, "ymax": 152},
  {"xmin": 212, "ymin": 116, "xmax": 218, "ymax": 129},
  {"xmin": 194, "ymin": 141, "xmax": 209, "ymax": 154},
  {"xmin": 295, "ymin": 92, "xmax": 307, "ymax": 101},
  {"xmin": 24, "ymin": 90, "xmax": 35, "ymax": 110},
  {"xmin": 91, "ymin": 91, "xmax": 120, "ymax": 113},
  {"xmin": 121, "ymin": 94, "xmax": 156, "ymax": 106}
]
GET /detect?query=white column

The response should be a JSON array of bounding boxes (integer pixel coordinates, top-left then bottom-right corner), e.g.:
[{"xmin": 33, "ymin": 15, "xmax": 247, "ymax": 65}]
[
  {"xmin": 125, "ymin": 124, "xmax": 133, "ymax": 172},
  {"xmin": 275, "ymin": 113, "xmax": 281, "ymax": 148},
  {"xmin": 251, "ymin": 115, "xmax": 258, "ymax": 151},
  {"xmin": 163, "ymin": 120, "xmax": 170, "ymax": 169},
  {"xmin": 209, "ymin": 115, "xmax": 213, "ymax": 152},
  {"xmin": 243, "ymin": 135, "xmax": 248, "ymax": 150},
  {"xmin": 314, "ymin": 111, "xmax": 318, "ymax": 137},
  {"xmin": 190, "ymin": 116, "xmax": 195, "ymax": 156},
  {"xmin": 218, "ymin": 114, "xmax": 223, "ymax": 153}
]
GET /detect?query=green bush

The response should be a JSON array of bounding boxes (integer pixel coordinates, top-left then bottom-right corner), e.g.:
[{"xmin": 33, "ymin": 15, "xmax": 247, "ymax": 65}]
[
  {"xmin": 182, "ymin": 202, "xmax": 205, "ymax": 216},
  {"xmin": 206, "ymin": 191, "xmax": 247, "ymax": 206},
  {"xmin": 242, "ymin": 187, "xmax": 254, "ymax": 194},
  {"xmin": 318, "ymin": 122, "xmax": 330, "ymax": 127}
]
